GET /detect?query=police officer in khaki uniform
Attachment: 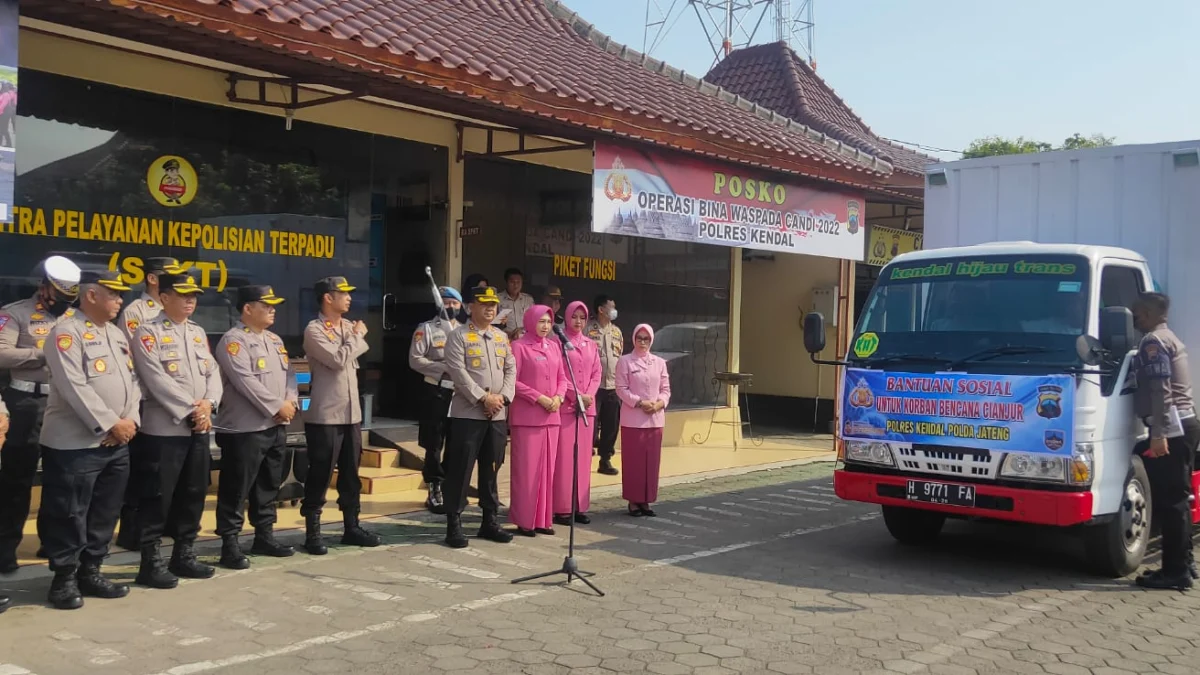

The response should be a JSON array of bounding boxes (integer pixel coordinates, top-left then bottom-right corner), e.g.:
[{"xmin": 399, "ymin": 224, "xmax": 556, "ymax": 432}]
[
  {"xmin": 409, "ymin": 285, "xmax": 462, "ymax": 514},
  {"xmin": 129, "ymin": 273, "xmax": 222, "ymax": 589},
  {"xmin": 214, "ymin": 285, "xmax": 298, "ymax": 569},
  {"xmin": 585, "ymin": 294, "xmax": 622, "ymax": 476},
  {"xmin": 0, "ymin": 255, "xmax": 81, "ymax": 574},
  {"xmin": 300, "ymin": 276, "xmax": 381, "ymax": 555},
  {"xmin": 39, "ymin": 270, "xmax": 139, "ymax": 610},
  {"xmin": 442, "ymin": 286, "xmax": 516, "ymax": 548},
  {"xmin": 1131, "ymin": 292, "xmax": 1200, "ymax": 590},
  {"xmin": 117, "ymin": 256, "xmax": 183, "ymax": 550}
]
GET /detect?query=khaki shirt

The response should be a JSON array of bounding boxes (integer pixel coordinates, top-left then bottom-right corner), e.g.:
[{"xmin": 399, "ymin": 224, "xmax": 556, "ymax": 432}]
[
  {"xmin": 122, "ymin": 292, "xmax": 162, "ymax": 339},
  {"xmin": 41, "ymin": 315, "xmax": 141, "ymax": 450},
  {"xmin": 1133, "ymin": 323, "xmax": 1195, "ymax": 439},
  {"xmin": 302, "ymin": 314, "xmax": 368, "ymax": 425},
  {"xmin": 444, "ymin": 321, "xmax": 515, "ymax": 421},
  {"xmin": 216, "ymin": 323, "xmax": 298, "ymax": 433},
  {"xmin": 409, "ymin": 316, "xmax": 459, "ymax": 385},
  {"xmin": 585, "ymin": 319, "xmax": 624, "ymax": 390},
  {"xmin": 131, "ymin": 315, "xmax": 223, "ymax": 437},
  {"xmin": 0, "ymin": 296, "xmax": 77, "ymax": 384},
  {"xmin": 498, "ymin": 291, "xmax": 534, "ymax": 337}
]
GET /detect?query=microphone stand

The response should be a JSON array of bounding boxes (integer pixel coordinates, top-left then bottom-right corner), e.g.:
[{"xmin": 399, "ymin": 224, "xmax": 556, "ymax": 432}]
[{"xmin": 511, "ymin": 332, "xmax": 604, "ymax": 597}]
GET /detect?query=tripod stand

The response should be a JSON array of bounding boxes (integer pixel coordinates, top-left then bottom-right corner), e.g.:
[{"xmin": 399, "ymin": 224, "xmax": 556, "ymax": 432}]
[{"xmin": 511, "ymin": 332, "xmax": 605, "ymax": 597}]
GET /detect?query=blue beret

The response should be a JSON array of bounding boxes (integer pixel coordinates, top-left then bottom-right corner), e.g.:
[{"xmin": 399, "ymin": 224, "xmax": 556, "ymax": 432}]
[{"xmin": 439, "ymin": 286, "xmax": 463, "ymax": 303}]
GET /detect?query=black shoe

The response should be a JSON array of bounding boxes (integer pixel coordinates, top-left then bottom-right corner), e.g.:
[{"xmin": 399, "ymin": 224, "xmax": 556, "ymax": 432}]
[
  {"xmin": 640, "ymin": 505, "xmax": 657, "ymax": 518},
  {"xmin": 341, "ymin": 513, "xmax": 382, "ymax": 547},
  {"xmin": 477, "ymin": 511, "xmax": 513, "ymax": 543},
  {"xmin": 48, "ymin": 570, "xmax": 83, "ymax": 610},
  {"xmin": 426, "ymin": 482, "xmax": 446, "ymax": 515},
  {"xmin": 136, "ymin": 546, "xmax": 179, "ymax": 589},
  {"xmin": 169, "ymin": 542, "xmax": 215, "ymax": 580},
  {"xmin": 304, "ymin": 512, "xmax": 327, "ymax": 556},
  {"xmin": 553, "ymin": 514, "xmax": 572, "ymax": 527},
  {"xmin": 0, "ymin": 594, "xmax": 9, "ymax": 614},
  {"xmin": 516, "ymin": 527, "xmax": 537, "ymax": 537},
  {"xmin": 535, "ymin": 527, "xmax": 555, "ymax": 536},
  {"xmin": 1136, "ymin": 569, "xmax": 1193, "ymax": 591},
  {"xmin": 575, "ymin": 513, "xmax": 591, "ymax": 525},
  {"xmin": 627, "ymin": 503, "xmax": 643, "ymax": 517},
  {"xmin": 77, "ymin": 563, "xmax": 129, "ymax": 599},
  {"xmin": 445, "ymin": 515, "xmax": 469, "ymax": 549},
  {"xmin": 220, "ymin": 535, "xmax": 250, "ymax": 570},
  {"xmin": 251, "ymin": 530, "xmax": 295, "ymax": 558},
  {"xmin": 598, "ymin": 459, "xmax": 619, "ymax": 476},
  {"xmin": 0, "ymin": 550, "xmax": 17, "ymax": 575}
]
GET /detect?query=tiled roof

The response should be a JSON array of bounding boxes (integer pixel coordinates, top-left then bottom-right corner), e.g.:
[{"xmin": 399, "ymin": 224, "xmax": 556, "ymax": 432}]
[
  {"xmin": 59, "ymin": 0, "xmax": 898, "ymax": 186},
  {"xmin": 705, "ymin": 42, "xmax": 936, "ymax": 177}
]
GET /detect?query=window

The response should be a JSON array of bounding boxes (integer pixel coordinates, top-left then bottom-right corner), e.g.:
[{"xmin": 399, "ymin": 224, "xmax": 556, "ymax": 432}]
[{"xmin": 1099, "ymin": 265, "xmax": 1144, "ymax": 312}]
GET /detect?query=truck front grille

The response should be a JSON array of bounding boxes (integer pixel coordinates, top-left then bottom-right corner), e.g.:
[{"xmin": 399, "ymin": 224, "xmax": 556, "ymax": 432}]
[{"xmin": 895, "ymin": 445, "xmax": 998, "ymax": 480}]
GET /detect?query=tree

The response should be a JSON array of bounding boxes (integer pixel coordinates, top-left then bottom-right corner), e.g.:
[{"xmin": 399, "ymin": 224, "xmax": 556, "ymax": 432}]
[{"xmin": 963, "ymin": 133, "xmax": 1115, "ymax": 159}]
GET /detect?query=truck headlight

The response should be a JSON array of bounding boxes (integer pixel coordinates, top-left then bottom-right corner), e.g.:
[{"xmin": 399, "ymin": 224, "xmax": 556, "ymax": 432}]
[
  {"xmin": 845, "ymin": 441, "xmax": 896, "ymax": 466},
  {"xmin": 1000, "ymin": 452, "xmax": 1066, "ymax": 482},
  {"xmin": 1069, "ymin": 443, "xmax": 1094, "ymax": 485}
]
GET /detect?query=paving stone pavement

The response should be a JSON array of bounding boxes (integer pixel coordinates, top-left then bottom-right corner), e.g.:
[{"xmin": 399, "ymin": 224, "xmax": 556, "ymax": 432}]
[{"xmin": 2, "ymin": 461, "xmax": 1200, "ymax": 675}]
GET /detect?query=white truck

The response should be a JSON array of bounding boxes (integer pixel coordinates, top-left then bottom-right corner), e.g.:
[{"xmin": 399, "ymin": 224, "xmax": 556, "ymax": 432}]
[{"xmin": 804, "ymin": 141, "xmax": 1200, "ymax": 576}]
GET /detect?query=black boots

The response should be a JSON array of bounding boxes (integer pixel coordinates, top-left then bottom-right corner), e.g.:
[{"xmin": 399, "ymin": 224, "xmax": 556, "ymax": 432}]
[
  {"xmin": 252, "ymin": 527, "xmax": 295, "ymax": 557},
  {"xmin": 598, "ymin": 459, "xmax": 618, "ymax": 476},
  {"xmin": 445, "ymin": 514, "xmax": 468, "ymax": 548},
  {"xmin": 478, "ymin": 510, "xmax": 514, "ymax": 543},
  {"xmin": 48, "ymin": 569, "xmax": 83, "ymax": 610},
  {"xmin": 220, "ymin": 535, "xmax": 249, "ymax": 570},
  {"xmin": 0, "ymin": 547, "xmax": 17, "ymax": 575},
  {"xmin": 0, "ymin": 594, "xmax": 9, "ymax": 614},
  {"xmin": 304, "ymin": 512, "xmax": 327, "ymax": 555},
  {"xmin": 77, "ymin": 562, "xmax": 129, "ymax": 599},
  {"xmin": 426, "ymin": 482, "xmax": 446, "ymax": 515},
  {"xmin": 136, "ymin": 544, "xmax": 179, "ymax": 589},
  {"xmin": 341, "ymin": 512, "xmax": 382, "ymax": 547},
  {"xmin": 169, "ymin": 542, "xmax": 215, "ymax": 580}
]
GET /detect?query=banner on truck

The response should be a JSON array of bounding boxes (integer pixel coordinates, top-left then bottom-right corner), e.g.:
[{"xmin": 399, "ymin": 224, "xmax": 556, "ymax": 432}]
[
  {"xmin": 592, "ymin": 141, "xmax": 866, "ymax": 261},
  {"xmin": 841, "ymin": 368, "xmax": 1075, "ymax": 455}
]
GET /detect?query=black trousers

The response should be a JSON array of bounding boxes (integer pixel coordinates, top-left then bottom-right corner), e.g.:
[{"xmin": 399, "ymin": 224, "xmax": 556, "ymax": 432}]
[
  {"xmin": 1137, "ymin": 417, "xmax": 1200, "ymax": 576},
  {"xmin": 417, "ymin": 383, "xmax": 452, "ymax": 485},
  {"xmin": 131, "ymin": 433, "xmax": 211, "ymax": 548},
  {"xmin": 215, "ymin": 427, "xmax": 287, "ymax": 536},
  {"xmin": 443, "ymin": 418, "xmax": 505, "ymax": 516},
  {"xmin": 38, "ymin": 444, "xmax": 129, "ymax": 572},
  {"xmin": 302, "ymin": 423, "xmax": 362, "ymax": 516},
  {"xmin": 0, "ymin": 390, "xmax": 47, "ymax": 554},
  {"xmin": 594, "ymin": 388, "xmax": 620, "ymax": 460}
]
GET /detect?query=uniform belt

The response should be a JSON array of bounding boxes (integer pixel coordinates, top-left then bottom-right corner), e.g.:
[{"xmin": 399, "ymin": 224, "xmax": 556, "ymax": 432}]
[
  {"xmin": 9, "ymin": 379, "xmax": 50, "ymax": 395},
  {"xmin": 424, "ymin": 376, "xmax": 455, "ymax": 390}
]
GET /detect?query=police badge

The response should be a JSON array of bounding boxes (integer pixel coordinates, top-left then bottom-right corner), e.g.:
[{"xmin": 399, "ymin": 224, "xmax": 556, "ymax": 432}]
[
  {"xmin": 1036, "ymin": 384, "xmax": 1063, "ymax": 419},
  {"xmin": 846, "ymin": 200, "xmax": 861, "ymax": 234}
]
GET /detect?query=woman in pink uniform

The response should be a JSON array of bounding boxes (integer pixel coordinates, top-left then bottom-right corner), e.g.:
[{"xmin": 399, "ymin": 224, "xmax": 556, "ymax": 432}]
[
  {"xmin": 553, "ymin": 301, "xmax": 602, "ymax": 526},
  {"xmin": 510, "ymin": 305, "xmax": 570, "ymax": 536},
  {"xmin": 615, "ymin": 324, "xmax": 671, "ymax": 517}
]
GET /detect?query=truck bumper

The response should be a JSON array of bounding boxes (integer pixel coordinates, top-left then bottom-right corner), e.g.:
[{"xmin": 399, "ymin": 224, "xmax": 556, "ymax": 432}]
[{"xmin": 834, "ymin": 470, "xmax": 1094, "ymax": 527}]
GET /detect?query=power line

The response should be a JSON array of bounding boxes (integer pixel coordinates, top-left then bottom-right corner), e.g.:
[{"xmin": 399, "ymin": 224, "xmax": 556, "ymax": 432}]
[{"xmin": 880, "ymin": 136, "xmax": 963, "ymax": 156}]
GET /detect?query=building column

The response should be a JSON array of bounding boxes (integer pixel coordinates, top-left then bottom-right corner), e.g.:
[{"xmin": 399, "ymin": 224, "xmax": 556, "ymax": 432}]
[
  {"xmin": 727, "ymin": 248, "xmax": 744, "ymax": 436},
  {"xmin": 446, "ymin": 148, "xmax": 465, "ymax": 288}
]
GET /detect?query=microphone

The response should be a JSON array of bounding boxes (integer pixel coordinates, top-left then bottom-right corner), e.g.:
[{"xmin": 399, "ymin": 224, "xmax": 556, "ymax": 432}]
[{"xmin": 552, "ymin": 323, "xmax": 575, "ymax": 351}]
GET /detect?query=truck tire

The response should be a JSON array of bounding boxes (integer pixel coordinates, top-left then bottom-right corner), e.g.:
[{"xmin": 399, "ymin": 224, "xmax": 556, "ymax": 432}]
[
  {"xmin": 882, "ymin": 505, "xmax": 946, "ymax": 545},
  {"xmin": 1084, "ymin": 455, "xmax": 1150, "ymax": 577}
]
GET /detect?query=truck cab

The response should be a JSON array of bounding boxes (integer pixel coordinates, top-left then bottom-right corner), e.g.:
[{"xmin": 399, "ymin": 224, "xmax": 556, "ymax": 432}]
[{"xmin": 806, "ymin": 241, "xmax": 1172, "ymax": 577}]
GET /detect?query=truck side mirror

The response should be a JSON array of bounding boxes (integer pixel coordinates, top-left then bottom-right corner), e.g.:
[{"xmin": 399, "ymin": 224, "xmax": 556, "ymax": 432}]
[
  {"xmin": 1075, "ymin": 334, "xmax": 1104, "ymax": 366},
  {"xmin": 803, "ymin": 312, "xmax": 826, "ymax": 354},
  {"xmin": 1099, "ymin": 306, "xmax": 1137, "ymax": 356}
]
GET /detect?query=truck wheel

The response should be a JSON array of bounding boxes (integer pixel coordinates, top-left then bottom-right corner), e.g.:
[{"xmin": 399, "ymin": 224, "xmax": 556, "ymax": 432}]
[
  {"xmin": 1084, "ymin": 455, "xmax": 1150, "ymax": 577},
  {"xmin": 882, "ymin": 506, "xmax": 946, "ymax": 545}
]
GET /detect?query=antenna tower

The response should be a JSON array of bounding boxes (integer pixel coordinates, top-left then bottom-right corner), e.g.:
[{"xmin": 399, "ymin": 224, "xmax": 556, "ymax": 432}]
[{"xmin": 643, "ymin": 0, "xmax": 816, "ymax": 72}]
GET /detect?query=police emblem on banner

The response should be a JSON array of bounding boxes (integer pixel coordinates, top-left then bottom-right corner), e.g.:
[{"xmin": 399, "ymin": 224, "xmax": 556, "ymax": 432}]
[
  {"xmin": 848, "ymin": 378, "xmax": 874, "ymax": 408},
  {"xmin": 1036, "ymin": 384, "xmax": 1063, "ymax": 419},
  {"xmin": 846, "ymin": 200, "xmax": 861, "ymax": 234},
  {"xmin": 1044, "ymin": 429, "xmax": 1066, "ymax": 451}
]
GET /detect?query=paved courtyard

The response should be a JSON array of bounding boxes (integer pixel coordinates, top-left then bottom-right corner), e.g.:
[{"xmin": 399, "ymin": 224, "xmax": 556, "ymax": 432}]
[{"xmin": 2, "ymin": 461, "xmax": 1199, "ymax": 675}]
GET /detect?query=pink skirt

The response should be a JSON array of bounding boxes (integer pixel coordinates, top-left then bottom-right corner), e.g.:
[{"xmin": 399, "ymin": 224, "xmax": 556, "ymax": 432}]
[
  {"xmin": 620, "ymin": 426, "xmax": 664, "ymax": 504},
  {"xmin": 509, "ymin": 425, "xmax": 559, "ymax": 530},
  {"xmin": 554, "ymin": 413, "xmax": 593, "ymax": 514}
]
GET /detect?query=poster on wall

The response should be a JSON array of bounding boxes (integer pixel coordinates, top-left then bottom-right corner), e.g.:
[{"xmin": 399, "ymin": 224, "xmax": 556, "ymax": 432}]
[
  {"xmin": 866, "ymin": 225, "xmax": 922, "ymax": 267},
  {"xmin": 592, "ymin": 141, "xmax": 865, "ymax": 261},
  {"xmin": 0, "ymin": 0, "xmax": 15, "ymax": 224}
]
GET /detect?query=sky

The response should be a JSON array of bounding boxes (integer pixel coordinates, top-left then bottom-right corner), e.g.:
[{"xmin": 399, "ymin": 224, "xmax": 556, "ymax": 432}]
[{"xmin": 565, "ymin": 0, "xmax": 1200, "ymax": 160}]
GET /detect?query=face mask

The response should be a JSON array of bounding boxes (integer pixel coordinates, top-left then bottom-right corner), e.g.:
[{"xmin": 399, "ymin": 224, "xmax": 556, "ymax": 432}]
[
  {"xmin": 608, "ymin": 308, "xmax": 618, "ymax": 321},
  {"xmin": 44, "ymin": 296, "xmax": 72, "ymax": 317}
]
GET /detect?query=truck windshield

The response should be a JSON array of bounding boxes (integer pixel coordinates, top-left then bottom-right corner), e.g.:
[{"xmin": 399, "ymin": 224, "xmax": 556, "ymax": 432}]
[{"xmin": 855, "ymin": 253, "xmax": 1090, "ymax": 369}]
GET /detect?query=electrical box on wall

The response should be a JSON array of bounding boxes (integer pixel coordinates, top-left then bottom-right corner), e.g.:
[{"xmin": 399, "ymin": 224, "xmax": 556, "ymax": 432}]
[{"xmin": 812, "ymin": 286, "xmax": 838, "ymax": 327}]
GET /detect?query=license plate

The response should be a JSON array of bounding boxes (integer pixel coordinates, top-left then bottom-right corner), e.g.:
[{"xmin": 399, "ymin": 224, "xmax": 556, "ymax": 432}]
[{"xmin": 906, "ymin": 480, "xmax": 976, "ymax": 507}]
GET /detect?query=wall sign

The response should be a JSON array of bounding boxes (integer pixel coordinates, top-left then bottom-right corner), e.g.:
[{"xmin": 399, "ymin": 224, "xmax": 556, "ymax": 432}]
[
  {"xmin": 867, "ymin": 225, "xmax": 922, "ymax": 267},
  {"xmin": 147, "ymin": 155, "xmax": 198, "ymax": 207}
]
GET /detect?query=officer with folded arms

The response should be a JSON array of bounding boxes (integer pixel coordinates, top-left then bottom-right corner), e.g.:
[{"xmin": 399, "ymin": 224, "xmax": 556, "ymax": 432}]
[
  {"xmin": 129, "ymin": 272, "xmax": 222, "ymax": 589},
  {"xmin": 0, "ymin": 255, "xmax": 81, "ymax": 574},
  {"xmin": 39, "ymin": 270, "xmax": 139, "ymax": 610},
  {"xmin": 214, "ymin": 285, "xmax": 298, "ymax": 569},
  {"xmin": 409, "ymin": 285, "xmax": 463, "ymax": 514}
]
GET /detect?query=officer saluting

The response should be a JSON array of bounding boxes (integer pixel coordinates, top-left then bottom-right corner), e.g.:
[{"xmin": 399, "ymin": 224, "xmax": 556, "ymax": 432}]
[
  {"xmin": 129, "ymin": 272, "xmax": 222, "ymax": 589},
  {"xmin": 117, "ymin": 256, "xmax": 183, "ymax": 550},
  {"xmin": 39, "ymin": 270, "xmax": 139, "ymax": 610},
  {"xmin": 1132, "ymin": 292, "xmax": 1200, "ymax": 590},
  {"xmin": 0, "ymin": 255, "xmax": 81, "ymax": 574},
  {"xmin": 442, "ymin": 286, "xmax": 516, "ymax": 548},
  {"xmin": 409, "ymin": 285, "xmax": 463, "ymax": 514},
  {"xmin": 300, "ymin": 276, "xmax": 381, "ymax": 555},
  {"xmin": 214, "ymin": 285, "xmax": 298, "ymax": 569}
]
